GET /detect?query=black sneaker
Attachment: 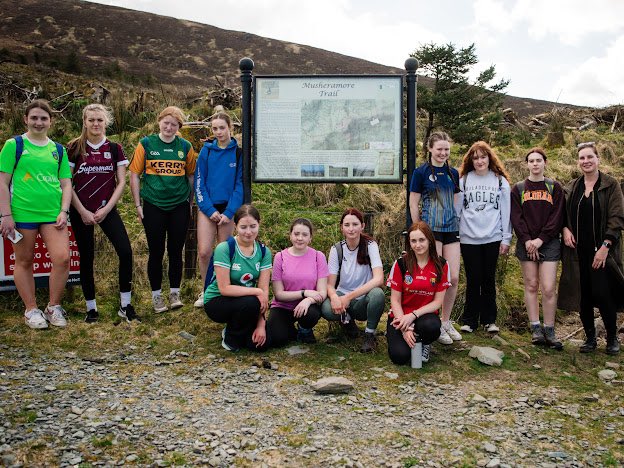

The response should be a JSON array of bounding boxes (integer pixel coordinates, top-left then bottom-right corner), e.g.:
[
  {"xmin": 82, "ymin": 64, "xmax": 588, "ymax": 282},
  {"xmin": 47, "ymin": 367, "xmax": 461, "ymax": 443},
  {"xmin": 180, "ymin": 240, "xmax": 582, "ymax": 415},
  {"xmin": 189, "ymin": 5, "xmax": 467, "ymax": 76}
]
[
  {"xmin": 579, "ymin": 338, "xmax": 597, "ymax": 353},
  {"xmin": 360, "ymin": 331, "xmax": 377, "ymax": 353},
  {"xmin": 606, "ymin": 337, "xmax": 620, "ymax": 355},
  {"xmin": 297, "ymin": 327, "xmax": 317, "ymax": 344},
  {"xmin": 85, "ymin": 309, "xmax": 99, "ymax": 323},
  {"xmin": 340, "ymin": 319, "xmax": 360, "ymax": 339},
  {"xmin": 118, "ymin": 304, "xmax": 141, "ymax": 323}
]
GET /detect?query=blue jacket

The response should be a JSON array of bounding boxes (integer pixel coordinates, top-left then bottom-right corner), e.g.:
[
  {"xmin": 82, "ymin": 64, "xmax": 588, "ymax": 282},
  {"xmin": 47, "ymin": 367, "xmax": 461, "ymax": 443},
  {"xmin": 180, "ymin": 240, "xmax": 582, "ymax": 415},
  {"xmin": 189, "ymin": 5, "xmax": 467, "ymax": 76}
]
[{"xmin": 194, "ymin": 138, "xmax": 243, "ymax": 219}]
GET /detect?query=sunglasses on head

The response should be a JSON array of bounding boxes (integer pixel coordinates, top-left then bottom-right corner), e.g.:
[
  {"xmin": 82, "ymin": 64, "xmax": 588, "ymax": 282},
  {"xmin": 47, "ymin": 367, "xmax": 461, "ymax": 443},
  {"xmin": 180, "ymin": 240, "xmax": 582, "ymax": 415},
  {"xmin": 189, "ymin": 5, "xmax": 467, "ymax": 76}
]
[{"xmin": 577, "ymin": 141, "xmax": 595, "ymax": 149}]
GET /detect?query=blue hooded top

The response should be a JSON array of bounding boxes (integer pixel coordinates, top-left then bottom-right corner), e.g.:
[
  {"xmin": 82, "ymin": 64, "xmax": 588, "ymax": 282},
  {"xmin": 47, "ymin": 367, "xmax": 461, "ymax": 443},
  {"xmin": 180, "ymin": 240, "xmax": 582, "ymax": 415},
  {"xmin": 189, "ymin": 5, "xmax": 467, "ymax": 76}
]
[{"xmin": 194, "ymin": 138, "xmax": 243, "ymax": 219}]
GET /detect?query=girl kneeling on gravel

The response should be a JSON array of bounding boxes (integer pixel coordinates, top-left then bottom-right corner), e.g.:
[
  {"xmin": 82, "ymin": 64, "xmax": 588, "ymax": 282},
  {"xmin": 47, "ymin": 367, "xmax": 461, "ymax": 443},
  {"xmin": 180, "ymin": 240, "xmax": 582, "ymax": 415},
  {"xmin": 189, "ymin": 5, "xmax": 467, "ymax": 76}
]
[
  {"xmin": 387, "ymin": 221, "xmax": 449, "ymax": 365},
  {"xmin": 267, "ymin": 218, "xmax": 328, "ymax": 346},
  {"xmin": 321, "ymin": 208, "xmax": 385, "ymax": 353},
  {"xmin": 203, "ymin": 204, "xmax": 272, "ymax": 352}
]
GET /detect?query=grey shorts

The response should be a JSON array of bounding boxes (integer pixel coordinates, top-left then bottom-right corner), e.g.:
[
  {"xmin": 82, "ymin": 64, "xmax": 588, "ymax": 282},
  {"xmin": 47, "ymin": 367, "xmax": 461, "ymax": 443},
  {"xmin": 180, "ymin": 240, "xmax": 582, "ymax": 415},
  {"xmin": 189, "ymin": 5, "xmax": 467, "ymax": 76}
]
[{"xmin": 515, "ymin": 237, "xmax": 561, "ymax": 262}]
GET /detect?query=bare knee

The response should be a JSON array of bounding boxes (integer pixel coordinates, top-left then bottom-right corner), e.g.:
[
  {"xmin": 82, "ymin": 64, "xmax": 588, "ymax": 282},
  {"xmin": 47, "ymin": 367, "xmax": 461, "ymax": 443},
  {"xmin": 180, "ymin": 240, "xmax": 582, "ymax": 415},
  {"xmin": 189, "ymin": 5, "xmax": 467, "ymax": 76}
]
[
  {"xmin": 525, "ymin": 279, "xmax": 539, "ymax": 295},
  {"xmin": 542, "ymin": 285, "xmax": 556, "ymax": 301},
  {"xmin": 198, "ymin": 246, "xmax": 213, "ymax": 263}
]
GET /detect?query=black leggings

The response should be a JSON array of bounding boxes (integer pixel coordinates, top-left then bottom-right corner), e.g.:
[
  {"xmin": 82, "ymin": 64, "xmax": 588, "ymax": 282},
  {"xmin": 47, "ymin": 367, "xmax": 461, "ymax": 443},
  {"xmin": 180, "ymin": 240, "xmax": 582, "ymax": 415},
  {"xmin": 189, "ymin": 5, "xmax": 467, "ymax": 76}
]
[
  {"xmin": 386, "ymin": 314, "xmax": 441, "ymax": 365},
  {"xmin": 460, "ymin": 241, "xmax": 501, "ymax": 328},
  {"xmin": 204, "ymin": 295, "xmax": 268, "ymax": 351},
  {"xmin": 266, "ymin": 305, "xmax": 322, "ymax": 348},
  {"xmin": 70, "ymin": 206, "xmax": 132, "ymax": 301},
  {"xmin": 578, "ymin": 249, "xmax": 618, "ymax": 339},
  {"xmin": 142, "ymin": 199, "xmax": 190, "ymax": 291}
]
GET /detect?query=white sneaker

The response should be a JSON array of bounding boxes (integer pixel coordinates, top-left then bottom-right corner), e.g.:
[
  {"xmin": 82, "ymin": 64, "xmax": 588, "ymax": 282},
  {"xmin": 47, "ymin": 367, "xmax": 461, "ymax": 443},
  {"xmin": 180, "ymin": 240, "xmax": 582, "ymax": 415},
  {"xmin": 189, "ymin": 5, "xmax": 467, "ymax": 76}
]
[
  {"xmin": 193, "ymin": 293, "xmax": 204, "ymax": 308},
  {"xmin": 44, "ymin": 304, "xmax": 68, "ymax": 327},
  {"xmin": 25, "ymin": 308, "xmax": 48, "ymax": 329},
  {"xmin": 460, "ymin": 324, "xmax": 474, "ymax": 333},
  {"xmin": 169, "ymin": 291, "xmax": 183, "ymax": 310},
  {"xmin": 485, "ymin": 323, "xmax": 500, "ymax": 333},
  {"xmin": 152, "ymin": 294, "xmax": 168, "ymax": 313},
  {"xmin": 437, "ymin": 326, "xmax": 453, "ymax": 345},
  {"xmin": 422, "ymin": 344, "xmax": 431, "ymax": 363},
  {"xmin": 443, "ymin": 321, "xmax": 463, "ymax": 341}
]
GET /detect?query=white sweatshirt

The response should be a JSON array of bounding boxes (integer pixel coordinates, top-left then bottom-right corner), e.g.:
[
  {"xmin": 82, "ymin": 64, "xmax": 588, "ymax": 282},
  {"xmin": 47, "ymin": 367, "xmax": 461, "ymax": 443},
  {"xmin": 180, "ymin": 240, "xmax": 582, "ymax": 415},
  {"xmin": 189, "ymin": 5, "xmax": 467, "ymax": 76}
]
[{"xmin": 455, "ymin": 170, "xmax": 512, "ymax": 245}]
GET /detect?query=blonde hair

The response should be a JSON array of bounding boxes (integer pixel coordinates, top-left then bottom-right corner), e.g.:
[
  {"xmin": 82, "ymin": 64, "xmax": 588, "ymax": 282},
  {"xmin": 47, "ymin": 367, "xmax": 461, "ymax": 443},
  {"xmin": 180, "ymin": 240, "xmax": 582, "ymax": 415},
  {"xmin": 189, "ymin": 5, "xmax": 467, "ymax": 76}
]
[
  {"xmin": 67, "ymin": 104, "xmax": 114, "ymax": 162},
  {"xmin": 158, "ymin": 106, "xmax": 185, "ymax": 127}
]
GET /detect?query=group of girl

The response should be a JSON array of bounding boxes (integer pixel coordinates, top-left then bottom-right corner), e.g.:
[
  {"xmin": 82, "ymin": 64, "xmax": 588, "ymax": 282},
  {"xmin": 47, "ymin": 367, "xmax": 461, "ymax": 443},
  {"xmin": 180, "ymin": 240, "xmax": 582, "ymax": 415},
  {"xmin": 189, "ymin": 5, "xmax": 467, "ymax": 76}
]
[{"xmin": 1, "ymin": 101, "xmax": 622, "ymax": 361}]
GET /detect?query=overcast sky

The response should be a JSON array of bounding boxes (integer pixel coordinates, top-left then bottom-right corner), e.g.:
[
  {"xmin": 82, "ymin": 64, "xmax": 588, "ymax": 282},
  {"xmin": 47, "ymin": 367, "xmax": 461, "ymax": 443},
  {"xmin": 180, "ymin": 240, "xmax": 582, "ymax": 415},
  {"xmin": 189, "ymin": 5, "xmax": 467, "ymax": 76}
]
[{"xmin": 88, "ymin": 0, "xmax": 623, "ymax": 108}]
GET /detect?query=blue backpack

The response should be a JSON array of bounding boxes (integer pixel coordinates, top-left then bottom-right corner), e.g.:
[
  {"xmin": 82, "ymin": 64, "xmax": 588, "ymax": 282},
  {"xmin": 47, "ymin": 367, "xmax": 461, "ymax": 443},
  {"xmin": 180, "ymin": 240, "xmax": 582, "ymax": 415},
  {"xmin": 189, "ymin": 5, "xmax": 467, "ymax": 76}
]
[
  {"xmin": 12, "ymin": 135, "xmax": 64, "ymax": 180},
  {"xmin": 204, "ymin": 236, "xmax": 267, "ymax": 291}
]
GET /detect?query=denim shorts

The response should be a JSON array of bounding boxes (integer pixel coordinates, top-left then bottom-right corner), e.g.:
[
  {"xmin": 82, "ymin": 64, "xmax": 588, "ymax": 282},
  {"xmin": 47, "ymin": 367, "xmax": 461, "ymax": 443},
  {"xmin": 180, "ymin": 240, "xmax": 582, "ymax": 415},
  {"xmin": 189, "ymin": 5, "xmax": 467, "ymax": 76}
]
[{"xmin": 515, "ymin": 237, "xmax": 561, "ymax": 262}]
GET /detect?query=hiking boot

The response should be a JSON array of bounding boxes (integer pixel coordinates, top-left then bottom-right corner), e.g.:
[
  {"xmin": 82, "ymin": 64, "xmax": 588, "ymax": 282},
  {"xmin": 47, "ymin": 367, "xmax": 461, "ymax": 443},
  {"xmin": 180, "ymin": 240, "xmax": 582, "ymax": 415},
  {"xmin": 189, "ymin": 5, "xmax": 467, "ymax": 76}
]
[
  {"xmin": 442, "ymin": 321, "xmax": 462, "ymax": 341},
  {"xmin": 221, "ymin": 327, "xmax": 239, "ymax": 352},
  {"xmin": 530, "ymin": 324, "xmax": 546, "ymax": 345},
  {"xmin": 485, "ymin": 323, "xmax": 500, "ymax": 333},
  {"xmin": 25, "ymin": 308, "xmax": 48, "ymax": 329},
  {"xmin": 579, "ymin": 337, "xmax": 597, "ymax": 353},
  {"xmin": 85, "ymin": 309, "xmax": 99, "ymax": 324},
  {"xmin": 543, "ymin": 326, "xmax": 563, "ymax": 350},
  {"xmin": 169, "ymin": 291, "xmax": 183, "ymax": 310},
  {"xmin": 340, "ymin": 319, "xmax": 360, "ymax": 339},
  {"xmin": 460, "ymin": 324, "xmax": 474, "ymax": 333},
  {"xmin": 118, "ymin": 304, "xmax": 141, "ymax": 323},
  {"xmin": 193, "ymin": 293, "xmax": 204, "ymax": 308},
  {"xmin": 152, "ymin": 294, "xmax": 168, "ymax": 313},
  {"xmin": 297, "ymin": 326, "xmax": 317, "ymax": 344},
  {"xmin": 421, "ymin": 344, "xmax": 431, "ymax": 363},
  {"xmin": 44, "ymin": 304, "xmax": 68, "ymax": 327},
  {"xmin": 606, "ymin": 337, "xmax": 620, "ymax": 355},
  {"xmin": 437, "ymin": 326, "xmax": 453, "ymax": 345},
  {"xmin": 360, "ymin": 331, "xmax": 377, "ymax": 353}
]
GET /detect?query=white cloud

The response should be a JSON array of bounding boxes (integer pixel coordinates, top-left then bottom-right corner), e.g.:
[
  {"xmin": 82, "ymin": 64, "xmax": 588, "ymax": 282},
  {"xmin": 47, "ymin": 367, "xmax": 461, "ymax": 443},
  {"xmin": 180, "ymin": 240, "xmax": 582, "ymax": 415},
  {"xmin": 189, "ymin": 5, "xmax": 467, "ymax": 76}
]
[{"xmin": 552, "ymin": 35, "xmax": 624, "ymax": 106}]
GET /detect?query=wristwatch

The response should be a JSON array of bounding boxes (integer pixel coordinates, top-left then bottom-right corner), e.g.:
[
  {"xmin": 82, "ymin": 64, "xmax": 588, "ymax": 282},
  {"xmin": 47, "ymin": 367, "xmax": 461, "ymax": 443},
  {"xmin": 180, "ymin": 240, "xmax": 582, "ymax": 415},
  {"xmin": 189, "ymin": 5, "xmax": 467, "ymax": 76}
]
[{"xmin": 602, "ymin": 241, "xmax": 611, "ymax": 249}]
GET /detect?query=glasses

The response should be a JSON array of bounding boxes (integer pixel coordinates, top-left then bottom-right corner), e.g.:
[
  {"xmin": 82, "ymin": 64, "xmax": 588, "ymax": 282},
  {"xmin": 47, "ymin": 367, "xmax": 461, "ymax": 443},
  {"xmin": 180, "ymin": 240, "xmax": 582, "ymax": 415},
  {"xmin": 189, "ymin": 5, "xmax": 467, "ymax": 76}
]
[{"xmin": 577, "ymin": 141, "xmax": 596, "ymax": 149}]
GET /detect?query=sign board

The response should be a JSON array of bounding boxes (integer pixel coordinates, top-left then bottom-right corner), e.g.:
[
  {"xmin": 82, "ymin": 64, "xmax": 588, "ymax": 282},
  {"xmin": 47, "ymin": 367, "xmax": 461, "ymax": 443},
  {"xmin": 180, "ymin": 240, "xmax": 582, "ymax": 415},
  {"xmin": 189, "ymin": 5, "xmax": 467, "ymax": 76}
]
[
  {"xmin": 0, "ymin": 226, "xmax": 81, "ymax": 291},
  {"xmin": 253, "ymin": 75, "xmax": 403, "ymax": 183}
]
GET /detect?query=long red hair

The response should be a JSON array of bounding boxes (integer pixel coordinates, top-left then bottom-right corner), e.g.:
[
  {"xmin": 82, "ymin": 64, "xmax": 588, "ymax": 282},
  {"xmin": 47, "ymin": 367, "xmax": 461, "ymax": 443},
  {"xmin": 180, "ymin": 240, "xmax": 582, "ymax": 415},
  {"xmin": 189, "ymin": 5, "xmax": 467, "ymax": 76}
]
[
  {"xmin": 459, "ymin": 141, "xmax": 510, "ymax": 181},
  {"xmin": 404, "ymin": 221, "xmax": 443, "ymax": 280}
]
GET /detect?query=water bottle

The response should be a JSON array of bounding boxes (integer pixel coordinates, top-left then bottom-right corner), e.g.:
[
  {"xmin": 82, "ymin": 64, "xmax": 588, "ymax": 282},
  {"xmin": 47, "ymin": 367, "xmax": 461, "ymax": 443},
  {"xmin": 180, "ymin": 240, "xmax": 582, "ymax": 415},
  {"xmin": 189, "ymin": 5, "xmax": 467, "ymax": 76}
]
[{"xmin": 411, "ymin": 342, "xmax": 422, "ymax": 369}]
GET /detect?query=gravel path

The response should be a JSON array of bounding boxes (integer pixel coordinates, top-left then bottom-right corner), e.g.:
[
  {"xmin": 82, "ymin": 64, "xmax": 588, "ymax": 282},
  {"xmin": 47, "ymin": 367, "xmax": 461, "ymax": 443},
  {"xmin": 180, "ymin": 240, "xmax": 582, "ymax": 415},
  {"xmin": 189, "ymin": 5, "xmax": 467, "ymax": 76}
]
[{"xmin": 1, "ymin": 343, "xmax": 623, "ymax": 467}]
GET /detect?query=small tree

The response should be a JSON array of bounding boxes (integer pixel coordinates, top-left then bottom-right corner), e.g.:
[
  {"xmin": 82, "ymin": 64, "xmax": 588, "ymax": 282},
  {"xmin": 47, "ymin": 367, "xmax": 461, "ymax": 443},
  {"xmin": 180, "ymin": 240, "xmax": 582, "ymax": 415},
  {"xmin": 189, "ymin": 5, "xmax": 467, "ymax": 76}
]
[{"xmin": 412, "ymin": 42, "xmax": 509, "ymax": 145}]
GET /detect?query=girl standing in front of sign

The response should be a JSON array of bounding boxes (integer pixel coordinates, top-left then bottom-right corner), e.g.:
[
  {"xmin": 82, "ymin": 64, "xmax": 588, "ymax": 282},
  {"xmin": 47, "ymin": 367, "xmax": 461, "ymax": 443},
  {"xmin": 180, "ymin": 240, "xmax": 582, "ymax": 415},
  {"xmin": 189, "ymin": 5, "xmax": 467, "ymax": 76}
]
[
  {"xmin": 456, "ymin": 141, "xmax": 512, "ymax": 333},
  {"xmin": 408, "ymin": 131, "xmax": 462, "ymax": 345},
  {"xmin": 67, "ymin": 104, "xmax": 137, "ymax": 324},
  {"xmin": 203, "ymin": 204, "xmax": 272, "ymax": 351},
  {"xmin": 193, "ymin": 112, "xmax": 243, "ymax": 307},
  {"xmin": 510, "ymin": 147, "xmax": 564, "ymax": 349},
  {"xmin": 0, "ymin": 99, "xmax": 72, "ymax": 329},
  {"xmin": 129, "ymin": 106, "xmax": 197, "ymax": 313},
  {"xmin": 387, "ymin": 221, "xmax": 450, "ymax": 365},
  {"xmin": 321, "ymin": 208, "xmax": 385, "ymax": 353}
]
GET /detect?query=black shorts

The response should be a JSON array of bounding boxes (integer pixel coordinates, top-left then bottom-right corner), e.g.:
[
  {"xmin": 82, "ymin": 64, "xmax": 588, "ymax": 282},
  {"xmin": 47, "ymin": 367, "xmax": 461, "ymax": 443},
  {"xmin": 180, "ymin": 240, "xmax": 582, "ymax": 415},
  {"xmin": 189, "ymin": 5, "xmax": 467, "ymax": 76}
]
[
  {"xmin": 433, "ymin": 231, "xmax": 460, "ymax": 245},
  {"xmin": 515, "ymin": 237, "xmax": 561, "ymax": 262},
  {"xmin": 214, "ymin": 202, "xmax": 228, "ymax": 214}
]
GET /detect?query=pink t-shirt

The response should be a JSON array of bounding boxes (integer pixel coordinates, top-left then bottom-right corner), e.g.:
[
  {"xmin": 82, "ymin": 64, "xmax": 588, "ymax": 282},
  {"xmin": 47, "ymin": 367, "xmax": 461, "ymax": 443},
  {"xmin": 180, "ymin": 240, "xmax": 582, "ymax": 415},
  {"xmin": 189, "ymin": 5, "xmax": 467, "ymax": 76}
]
[{"xmin": 271, "ymin": 247, "xmax": 329, "ymax": 310}]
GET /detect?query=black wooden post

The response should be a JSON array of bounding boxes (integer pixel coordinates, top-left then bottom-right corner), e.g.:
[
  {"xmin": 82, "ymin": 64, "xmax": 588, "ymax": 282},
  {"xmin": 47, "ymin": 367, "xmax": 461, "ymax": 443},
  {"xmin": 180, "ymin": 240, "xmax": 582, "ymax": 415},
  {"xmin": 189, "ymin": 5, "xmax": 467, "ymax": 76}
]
[
  {"xmin": 404, "ymin": 58, "xmax": 418, "ymax": 231},
  {"xmin": 239, "ymin": 57, "xmax": 254, "ymax": 204}
]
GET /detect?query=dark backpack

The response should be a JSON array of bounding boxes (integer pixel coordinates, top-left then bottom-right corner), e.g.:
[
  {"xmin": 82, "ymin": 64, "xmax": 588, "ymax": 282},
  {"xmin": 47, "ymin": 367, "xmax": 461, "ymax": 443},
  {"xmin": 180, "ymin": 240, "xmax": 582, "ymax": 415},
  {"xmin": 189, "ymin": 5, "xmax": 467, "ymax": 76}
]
[
  {"xmin": 396, "ymin": 255, "xmax": 446, "ymax": 282},
  {"xmin": 515, "ymin": 178, "xmax": 555, "ymax": 204},
  {"xmin": 12, "ymin": 135, "xmax": 64, "ymax": 181},
  {"xmin": 204, "ymin": 236, "xmax": 267, "ymax": 291}
]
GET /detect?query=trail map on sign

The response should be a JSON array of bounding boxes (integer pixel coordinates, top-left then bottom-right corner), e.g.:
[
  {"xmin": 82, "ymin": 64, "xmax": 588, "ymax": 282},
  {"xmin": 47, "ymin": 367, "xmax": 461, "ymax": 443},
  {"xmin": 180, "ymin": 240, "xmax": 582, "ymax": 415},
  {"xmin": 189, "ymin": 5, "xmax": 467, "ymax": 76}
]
[{"xmin": 254, "ymin": 76, "xmax": 402, "ymax": 183}]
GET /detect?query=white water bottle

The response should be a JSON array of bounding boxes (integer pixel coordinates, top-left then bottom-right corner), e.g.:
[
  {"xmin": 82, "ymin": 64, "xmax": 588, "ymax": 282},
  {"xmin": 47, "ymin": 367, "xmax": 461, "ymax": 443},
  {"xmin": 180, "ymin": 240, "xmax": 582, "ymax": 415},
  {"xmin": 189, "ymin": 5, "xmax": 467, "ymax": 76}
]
[{"xmin": 411, "ymin": 342, "xmax": 422, "ymax": 369}]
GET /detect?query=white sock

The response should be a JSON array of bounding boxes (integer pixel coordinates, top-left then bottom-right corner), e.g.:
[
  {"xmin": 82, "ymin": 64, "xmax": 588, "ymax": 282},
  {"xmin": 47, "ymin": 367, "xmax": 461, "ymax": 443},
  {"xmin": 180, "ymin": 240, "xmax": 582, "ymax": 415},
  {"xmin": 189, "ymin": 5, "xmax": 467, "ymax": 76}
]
[
  {"xmin": 442, "ymin": 320, "xmax": 451, "ymax": 327},
  {"xmin": 170, "ymin": 288, "xmax": 180, "ymax": 294},
  {"xmin": 120, "ymin": 292, "xmax": 131, "ymax": 308},
  {"xmin": 530, "ymin": 321, "xmax": 541, "ymax": 327},
  {"xmin": 86, "ymin": 299, "xmax": 97, "ymax": 311},
  {"xmin": 365, "ymin": 327, "xmax": 376, "ymax": 334},
  {"xmin": 152, "ymin": 289, "xmax": 162, "ymax": 299}
]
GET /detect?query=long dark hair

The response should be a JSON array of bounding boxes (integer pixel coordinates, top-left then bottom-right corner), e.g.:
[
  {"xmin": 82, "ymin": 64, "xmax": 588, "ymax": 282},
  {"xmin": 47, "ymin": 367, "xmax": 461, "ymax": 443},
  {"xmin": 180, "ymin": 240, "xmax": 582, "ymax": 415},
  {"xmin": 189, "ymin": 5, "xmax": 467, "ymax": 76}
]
[
  {"xmin": 340, "ymin": 208, "xmax": 373, "ymax": 265},
  {"xmin": 404, "ymin": 221, "xmax": 443, "ymax": 281}
]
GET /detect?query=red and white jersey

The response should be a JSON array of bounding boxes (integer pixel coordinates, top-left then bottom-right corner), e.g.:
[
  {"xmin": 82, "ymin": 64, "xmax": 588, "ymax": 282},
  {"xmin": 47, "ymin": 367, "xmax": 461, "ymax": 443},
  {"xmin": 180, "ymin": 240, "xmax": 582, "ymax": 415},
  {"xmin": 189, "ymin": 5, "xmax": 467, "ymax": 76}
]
[
  {"xmin": 387, "ymin": 258, "xmax": 451, "ymax": 317},
  {"xmin": 70, "ymin": 139, "xmax": 128, "ymax": 212}
]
